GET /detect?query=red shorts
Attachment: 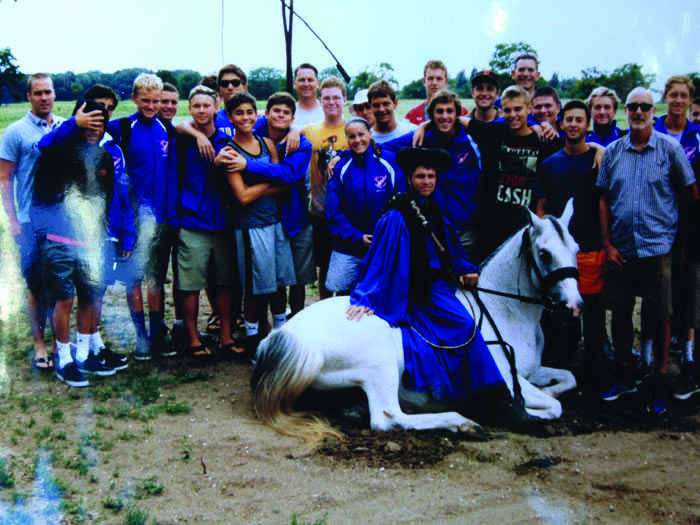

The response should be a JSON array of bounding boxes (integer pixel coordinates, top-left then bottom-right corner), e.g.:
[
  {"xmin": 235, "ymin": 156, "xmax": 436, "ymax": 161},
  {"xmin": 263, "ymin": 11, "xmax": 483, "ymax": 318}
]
[{"xmin": 577, "ymin": 250, "xmax": 605, "ymax": 295}]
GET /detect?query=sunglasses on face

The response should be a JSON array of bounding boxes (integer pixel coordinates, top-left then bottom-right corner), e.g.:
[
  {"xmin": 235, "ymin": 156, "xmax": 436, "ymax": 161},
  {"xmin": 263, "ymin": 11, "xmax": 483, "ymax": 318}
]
[
  {"xmin": 219, "ymin": 78, "xmax": 243, "ymax": 88},
  {"xmin": 626, "ymin": 102, "xmax": 654, "ymax": 112}
]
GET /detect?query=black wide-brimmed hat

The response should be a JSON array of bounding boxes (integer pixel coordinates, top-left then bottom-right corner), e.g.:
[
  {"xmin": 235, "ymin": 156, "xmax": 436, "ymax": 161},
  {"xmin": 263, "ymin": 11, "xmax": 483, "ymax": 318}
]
[{"xmin": 397, "ymin": 147, "xmax": 452, "ymax": 175}]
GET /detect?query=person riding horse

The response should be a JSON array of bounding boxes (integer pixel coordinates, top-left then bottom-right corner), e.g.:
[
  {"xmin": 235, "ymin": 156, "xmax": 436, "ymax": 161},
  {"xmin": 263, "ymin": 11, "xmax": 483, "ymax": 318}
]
[{"xmin": 346, "ymin": 146, "xmax": 540, "ymax": 431}]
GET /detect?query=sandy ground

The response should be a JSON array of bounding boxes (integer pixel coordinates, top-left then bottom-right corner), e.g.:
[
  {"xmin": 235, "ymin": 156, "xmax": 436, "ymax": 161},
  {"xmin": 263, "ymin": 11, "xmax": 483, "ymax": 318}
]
[{"xmin": 0, "ymin": 281, "xmax": 699, "ymax": 524}]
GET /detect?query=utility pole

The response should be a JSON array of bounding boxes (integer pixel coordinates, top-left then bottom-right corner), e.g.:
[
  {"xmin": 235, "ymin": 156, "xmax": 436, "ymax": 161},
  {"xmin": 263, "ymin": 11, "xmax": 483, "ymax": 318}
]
[{"xmin": 282, "ymin": 0, "xmax": 294, "ymax": 93}]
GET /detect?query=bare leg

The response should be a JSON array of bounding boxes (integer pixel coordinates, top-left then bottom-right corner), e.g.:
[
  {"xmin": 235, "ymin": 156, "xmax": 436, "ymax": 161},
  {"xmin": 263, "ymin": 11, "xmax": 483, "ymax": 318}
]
[
  {"xmin": 27, "ymin": 289, "xmax": 49, "ymax": 357},
  {"xmin": 52, "ymin": 298, "xmax": 74, "ymax": 344}
]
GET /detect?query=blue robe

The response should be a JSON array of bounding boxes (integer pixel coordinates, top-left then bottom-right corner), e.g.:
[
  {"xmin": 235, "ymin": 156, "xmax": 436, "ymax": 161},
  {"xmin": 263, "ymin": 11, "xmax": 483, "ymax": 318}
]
[{"xmin": 350, "ymin": 207, "xmax": 506, "ymax": 400}]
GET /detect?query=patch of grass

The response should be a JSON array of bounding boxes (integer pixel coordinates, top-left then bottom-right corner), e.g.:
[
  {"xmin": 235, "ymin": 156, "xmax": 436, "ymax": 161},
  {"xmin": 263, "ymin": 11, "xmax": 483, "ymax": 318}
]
[
  {"xmin": 49, "ymin": 408, "xmax": 64, "ymax": 423},
  {"xmin": 64, "ymin": 455, "xmax": 89, "ymax": 476},
  {"xmin": 290, "ymin": 513, "xmax": 329, "ymax": 525},
  {"xmin": 181, "ymin": 436, "xmax": 193, "ymax": 461},
  {"xmin": 103, "ymin": 496, "xmax": 125, "ymax": 512},
  {"xmin": 125, "ymin": 505, "xmax": 152, "ymax": 525},
  {"xmin": 135, "ymin": 476, "xmax": 164, "ymax": 499},
  {"xmin": 61, "ymin": 498, "xmax": 88, "ymax": 523},
  {"xmin": 117, "ymin": 430, "xmax": 137, "ymax": 441},
  {"xmin": 35, "ymin": 425, "xmax": 51, "ymax": 443},
  {"xmin": 147, "ymin": 400, "xmax": 191, "ymax": 417},
  {"xmin": 0, "ymin": 457, "xmax": 15, "ymax": 488}
]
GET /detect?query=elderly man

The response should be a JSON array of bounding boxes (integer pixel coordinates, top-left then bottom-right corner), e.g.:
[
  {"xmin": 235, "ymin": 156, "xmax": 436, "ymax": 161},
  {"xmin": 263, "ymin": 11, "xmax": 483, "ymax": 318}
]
[{"xmin": 597, "ymin": 87, "xmax": 698, "ymax": 413}]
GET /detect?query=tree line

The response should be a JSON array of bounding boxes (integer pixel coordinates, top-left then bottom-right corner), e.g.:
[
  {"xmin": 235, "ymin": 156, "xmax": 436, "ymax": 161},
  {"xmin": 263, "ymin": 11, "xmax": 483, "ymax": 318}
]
[{"xmin": 1, "ymin": 43, "xmax": 699, "ymax": 105}]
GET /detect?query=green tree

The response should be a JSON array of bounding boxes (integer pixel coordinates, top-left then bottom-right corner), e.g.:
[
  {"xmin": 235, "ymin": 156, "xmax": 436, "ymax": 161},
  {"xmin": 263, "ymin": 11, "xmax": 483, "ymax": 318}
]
[
  {"xmin": 248, "ymin": 67, "xmax": 284, "ymax": 100},
  {"xmin": 177, "ymin": 71, "xmax": 202, "ymax": 100},
  {"xmin": 319, "ymin": 66, "xmax": 341, "ymax": 81},
  {"xmin": 688, "ymin": 73, "xmax": 700, "ymax": 99},
  {"xmin": 0, "ymin": 47, "xmax": 23, "ymax": 104},
  {"xmin": 570, "ymin": 67, "xmax": 608, "ymax": 100},
  {"xmin": 400, "ymin": 79, "xmax": 424, "ymax": 99},
  {"xmin": 607, "ymin": 63, "xmax": 655, "ymax": 102},
  {"xmin": 70, "ymin": 83, "xmax": 84, "ymax": 98},
  {"xmin": 156, "ymin": 70, "xmax": 179, "ymax": 90}
]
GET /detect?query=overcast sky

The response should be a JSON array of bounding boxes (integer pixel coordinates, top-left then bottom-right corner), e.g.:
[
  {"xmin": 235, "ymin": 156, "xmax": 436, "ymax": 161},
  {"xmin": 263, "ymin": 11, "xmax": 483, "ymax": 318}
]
[{"xmin": 2, "ymin": 0, "xmax": 699, "ymax": 94}]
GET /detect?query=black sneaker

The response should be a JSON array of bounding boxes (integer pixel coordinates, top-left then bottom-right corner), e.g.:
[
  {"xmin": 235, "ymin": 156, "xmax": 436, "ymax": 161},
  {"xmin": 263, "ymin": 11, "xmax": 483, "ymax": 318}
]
[
  {"xmin": 152, "ymin": 321, "xmax": 177, "ymax": 357},
  {"xmin": 96, "ymin": 346, "xmax": 128, "ymax": 371},
  {"xmin": 56, "ymin": 361, "xmax": 89, "ymax": 387},
  {"xmin": 76, "ymin": 353, "xmax": 116, "ymax": 376},
  {"xmin": 674, "ymin": 377, "xmax": 700, "ymax": 401},
  {"xmin": 600, "ymin": 380, "xmax": 638, "ymax": 401}
]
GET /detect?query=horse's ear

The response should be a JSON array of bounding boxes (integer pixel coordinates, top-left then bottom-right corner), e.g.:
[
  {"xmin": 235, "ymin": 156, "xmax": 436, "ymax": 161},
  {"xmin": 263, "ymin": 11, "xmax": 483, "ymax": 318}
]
[
  {"xmin": 526, "ymin": 208, "xmax": 540, "ymax": 229},
  {"xmin": 559, "ymin": 198, "xmax": 574, "ymax": 229}
]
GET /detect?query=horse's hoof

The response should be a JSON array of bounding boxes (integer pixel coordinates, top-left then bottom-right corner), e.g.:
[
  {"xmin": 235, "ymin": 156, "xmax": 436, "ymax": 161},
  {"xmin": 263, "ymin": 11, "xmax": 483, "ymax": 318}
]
[{"xmin": 461, "ymin": 422, "xmax": 489, "ymax": 441}]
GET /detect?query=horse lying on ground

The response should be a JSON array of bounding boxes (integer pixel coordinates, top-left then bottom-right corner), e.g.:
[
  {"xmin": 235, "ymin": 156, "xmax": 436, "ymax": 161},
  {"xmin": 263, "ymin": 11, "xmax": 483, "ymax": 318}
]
[{"xmin": 251, "ymin": 202, "xmax": 582, "ymax": 444}]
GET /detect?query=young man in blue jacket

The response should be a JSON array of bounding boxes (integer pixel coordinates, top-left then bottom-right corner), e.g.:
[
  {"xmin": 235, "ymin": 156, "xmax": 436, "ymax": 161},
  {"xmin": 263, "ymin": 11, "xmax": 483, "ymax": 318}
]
[
  {"xmin": 107, "ymin": 73, "xmax": 178, "ymax": 360},
  {"xmin": 33, "ymin": 100, "xmax": 116, "ymax": 386},
  {"xmin": 173, "ymin": 86, "xmax": 236, "ymax": 358}
]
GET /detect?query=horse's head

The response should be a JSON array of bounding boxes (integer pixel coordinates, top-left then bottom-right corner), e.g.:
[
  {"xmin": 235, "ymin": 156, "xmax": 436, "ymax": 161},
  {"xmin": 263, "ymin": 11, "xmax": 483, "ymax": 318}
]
[{"xmin": 522, "ymin": 199, "xmax": 583, "ymax": 322}]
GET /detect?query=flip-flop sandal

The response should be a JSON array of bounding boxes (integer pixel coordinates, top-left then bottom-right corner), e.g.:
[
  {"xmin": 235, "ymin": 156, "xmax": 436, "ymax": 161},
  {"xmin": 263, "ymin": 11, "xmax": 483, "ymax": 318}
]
[
  {"xmin": 219, "ymin": 342, "xmax": 250, "ymax": 360},
  {"xmin": 206, "ymin": 314, "xmax": 221, "ymax": 334},
  {"xmin": 187, "ymin": 344, "xmax": 214, "ymax": 360},
  {"xmin": 32, "ymin": 355, "xmax": 54, "ymax": 371}
]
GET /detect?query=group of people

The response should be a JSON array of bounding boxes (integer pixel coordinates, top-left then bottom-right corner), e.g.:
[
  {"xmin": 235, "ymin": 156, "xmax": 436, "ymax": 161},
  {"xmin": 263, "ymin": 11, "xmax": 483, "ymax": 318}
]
[{"xmin": 1, "ymin": 54, "xmax": 699, "ymax": 421}]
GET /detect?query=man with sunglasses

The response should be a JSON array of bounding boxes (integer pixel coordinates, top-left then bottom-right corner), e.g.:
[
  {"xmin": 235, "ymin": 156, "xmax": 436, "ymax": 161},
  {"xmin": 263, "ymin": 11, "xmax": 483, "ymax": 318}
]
[{"xmin": 596, "ymin": 87, "xmax": 697, "ymax": 414}]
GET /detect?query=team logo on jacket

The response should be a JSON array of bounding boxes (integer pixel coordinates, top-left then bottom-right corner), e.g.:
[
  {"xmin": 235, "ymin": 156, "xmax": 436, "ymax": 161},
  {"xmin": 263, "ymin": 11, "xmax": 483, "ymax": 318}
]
[
  {"xmin": 455, "ymin": 152, "xmax": 470, "ymax": 165},
  {"xmin": 160, "ymin": 140, "xmax": 169, "ymax": 154},
  {"xmin": 373, "ymin": 174, "xmax": 387, "ymax": 190}
]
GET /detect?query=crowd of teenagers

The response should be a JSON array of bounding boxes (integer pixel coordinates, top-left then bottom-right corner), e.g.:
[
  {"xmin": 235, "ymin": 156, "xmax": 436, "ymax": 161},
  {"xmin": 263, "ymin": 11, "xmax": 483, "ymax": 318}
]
[{"xmin": 1, "ymin": 54, "xmax": 700, "ymax": 421}]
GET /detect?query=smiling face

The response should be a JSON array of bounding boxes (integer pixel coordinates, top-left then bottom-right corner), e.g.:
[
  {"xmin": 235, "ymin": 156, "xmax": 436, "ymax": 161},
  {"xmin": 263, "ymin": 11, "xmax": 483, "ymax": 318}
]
[
  {"xmin": 218, "ymin": 73, "xmax": 246, "ymax": 103},
  {"xmin": 561, "ymin": 108, "xmax": 589, "ymax": 143},
  {"xmin": 532, "ymin": 95, "xmax": 560, "ymax": 126},
  {"xmin": 502, "ymin": 95, "xmax": 530, "ymax": 134},
  {"xmin": 591, "ymin": 95, "xmax": 616, "ymax": 126},
  {"xmin": 27, "ymin": 77, "xmax": 55, "ymax": 119},
  {"xmin": 132, "ymin": 87, "xmax": 161, "ymax": 119},
  {"xmin": 625, "ymin": 90, "xmax": 655, "ymax": 132},
  {"xmin": 158, "ymin": 90, "xmax": 179, "ymax": 123},
  {"xmin": 663, "ymin": 83, "xmax": 691, "ymax": 119},
  {"xmin": 320, "ymin": 86, "xmax": 345, "ymax": 121},
  {"xmin": 371, "ymin": 94, "xmax": 397, "ymax": 130},
  {"xmin": 423, "ymin": 68, "xmax": 448, "ymax": 100},
  {"xmin": 511, "ymin": 58, "xmax": 540, "ymax": 92},
  {"xmin": 471, "ymin": 81, "xmax": 499, "ymax": 110},
  {"xmin": 432, "ymin": 101, "xmax": 457, "ymax": 135},
  {"xmin": 188, "ymin": 94, "xmax": 216, "ymax": 129},
  {"xmin": 266, "ymin": 103, "xmax": 294, "ymax": 133},
  {"xmin": 294, "ymin": 67, "xmax": 319, "ymax": 102},
  {"xmin": 230, "ymin": 102, "xmax": 257, "ymax": 134},
  {"xmin": 408, "ymin": 166, "xmax": 437, "ymax": 198},
  {"xmin": 345, "ymin": 121, "xmax": 371, "ymax": 155}
]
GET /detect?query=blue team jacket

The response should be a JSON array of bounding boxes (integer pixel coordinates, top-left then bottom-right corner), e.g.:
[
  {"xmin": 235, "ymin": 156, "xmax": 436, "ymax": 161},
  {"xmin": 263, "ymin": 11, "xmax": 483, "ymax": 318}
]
[
  {"xmin": 325, "ymin": 149, "xmax": 397, "ymax": 256},
  {"xmin": 654, "ymin": 115, "xmax": 700, "ymax": 165},
  {"xmin": 36, "ymin": 117, "xmax": 136, "ymax": 251},
  {"xmin": 107, "ymin": 113, "xmax": 177, "ymax": 226},
  {"xmin": 173, "ymin": 130, "xmax": 231, "ymax": 231},
  {"xmin": 384, "ymin": 125, "xmax": 482, "ymax": 232},
  {"xmin": 586, "ymin": 120, "xmax": 627, "ymax": 147}
]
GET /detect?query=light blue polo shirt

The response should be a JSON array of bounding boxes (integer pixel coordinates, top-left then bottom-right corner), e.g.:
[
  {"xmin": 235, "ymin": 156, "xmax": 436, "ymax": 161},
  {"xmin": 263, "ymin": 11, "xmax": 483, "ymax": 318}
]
[{"xmin": 0, "ymin": 111, "xmax": 64, "ymax": 223}]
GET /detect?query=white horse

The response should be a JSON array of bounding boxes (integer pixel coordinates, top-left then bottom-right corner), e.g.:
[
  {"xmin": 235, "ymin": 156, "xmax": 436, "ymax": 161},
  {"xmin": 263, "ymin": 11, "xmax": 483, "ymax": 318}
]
[{"xmin": 251, "ymin": 201, "xmax": 582, "ymax": 444}]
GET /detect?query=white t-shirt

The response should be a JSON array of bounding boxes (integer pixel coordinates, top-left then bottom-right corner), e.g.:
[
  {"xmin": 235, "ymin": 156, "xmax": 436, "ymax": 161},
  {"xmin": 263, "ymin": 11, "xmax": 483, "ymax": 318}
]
[
  {"xmin": 294, "ymin": 102, "xmax": 324, "ymax": 128},
  {"xmin": 372, "ymin": 120, "xmax": 417, "ymax": 144}
]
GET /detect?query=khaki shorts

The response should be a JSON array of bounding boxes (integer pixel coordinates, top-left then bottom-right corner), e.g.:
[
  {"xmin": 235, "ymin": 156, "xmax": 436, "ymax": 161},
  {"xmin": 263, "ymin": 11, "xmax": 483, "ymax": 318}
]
[
  {"xmin": 175, "ymin": 228, "xmax": 236, "ymax": 291},
  {"xmin": 603, "ymin": 253, "xmax": 672, "ymax": 317}
]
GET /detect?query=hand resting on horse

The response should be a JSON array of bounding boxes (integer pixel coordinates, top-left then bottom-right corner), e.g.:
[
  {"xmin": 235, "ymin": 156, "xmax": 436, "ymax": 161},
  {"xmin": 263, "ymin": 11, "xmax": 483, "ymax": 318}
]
[{"xmin": 346, "ymin": 304, "xmax": 374, "ymax": 321}]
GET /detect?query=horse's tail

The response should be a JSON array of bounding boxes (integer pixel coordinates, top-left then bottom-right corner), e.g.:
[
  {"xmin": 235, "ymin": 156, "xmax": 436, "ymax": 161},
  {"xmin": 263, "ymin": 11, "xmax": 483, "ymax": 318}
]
[{"xmin": 250, "ymin": 329, "xmax": 344, "ymax": 446}]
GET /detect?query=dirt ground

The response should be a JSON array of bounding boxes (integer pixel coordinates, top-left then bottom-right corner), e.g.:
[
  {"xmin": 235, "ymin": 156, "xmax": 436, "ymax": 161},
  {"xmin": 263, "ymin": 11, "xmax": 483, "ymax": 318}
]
[{"xmin": 0, "ymin": 282, "xmax": 699, "ymax": 524}]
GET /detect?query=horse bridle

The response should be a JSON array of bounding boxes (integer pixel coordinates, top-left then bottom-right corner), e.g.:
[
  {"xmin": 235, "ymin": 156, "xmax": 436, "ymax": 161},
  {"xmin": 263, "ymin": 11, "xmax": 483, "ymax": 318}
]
[
  {"xmin": 473, "ymin": 222, "xmax": 579, "ymax": 408},
  {"xmin": 475, "ymin": 223, "xmax": 579, "ymax": 310}
]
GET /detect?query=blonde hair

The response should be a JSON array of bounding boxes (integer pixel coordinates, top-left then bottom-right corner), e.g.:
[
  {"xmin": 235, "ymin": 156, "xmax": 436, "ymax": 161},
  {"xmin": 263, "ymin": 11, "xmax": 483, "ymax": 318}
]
[
  {"xmin": 586, "ymin": 86, "xmax": 621, "ymax": 112},
  {"xmin": 132, "ymin": 73, "xmax": 163, "ymax": 97}
]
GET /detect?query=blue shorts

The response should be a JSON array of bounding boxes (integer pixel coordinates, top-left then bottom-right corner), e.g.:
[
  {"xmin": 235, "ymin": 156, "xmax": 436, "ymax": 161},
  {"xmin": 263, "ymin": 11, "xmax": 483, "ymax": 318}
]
[
  {"xmin": 325, "ymin": 250, "xmax": 363, "ymax": 292},
  {"xmin": 235, "ymin": 223, "xmax": 296, "ymax": 296},
  {"xmin": 131, "ymin": 215, "xmax": 173, "ymax": 288},
  {"xmin": 289, "ymin": 224, "xmax": 316, "ymax": 286},
  {"xmin": 17, "ymin": 222, "xmax": 44, "ymax": 294},
  {"xmin": 41, "ymin": 239, "xmax": 104, "ymax": 302}
]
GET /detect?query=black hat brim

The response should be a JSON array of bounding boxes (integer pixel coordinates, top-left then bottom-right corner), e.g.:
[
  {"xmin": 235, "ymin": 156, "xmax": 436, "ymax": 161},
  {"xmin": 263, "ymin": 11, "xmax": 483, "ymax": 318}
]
[{"xmin": 397, "ymin": 147, "xmax": 453, "ymax": 175}]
